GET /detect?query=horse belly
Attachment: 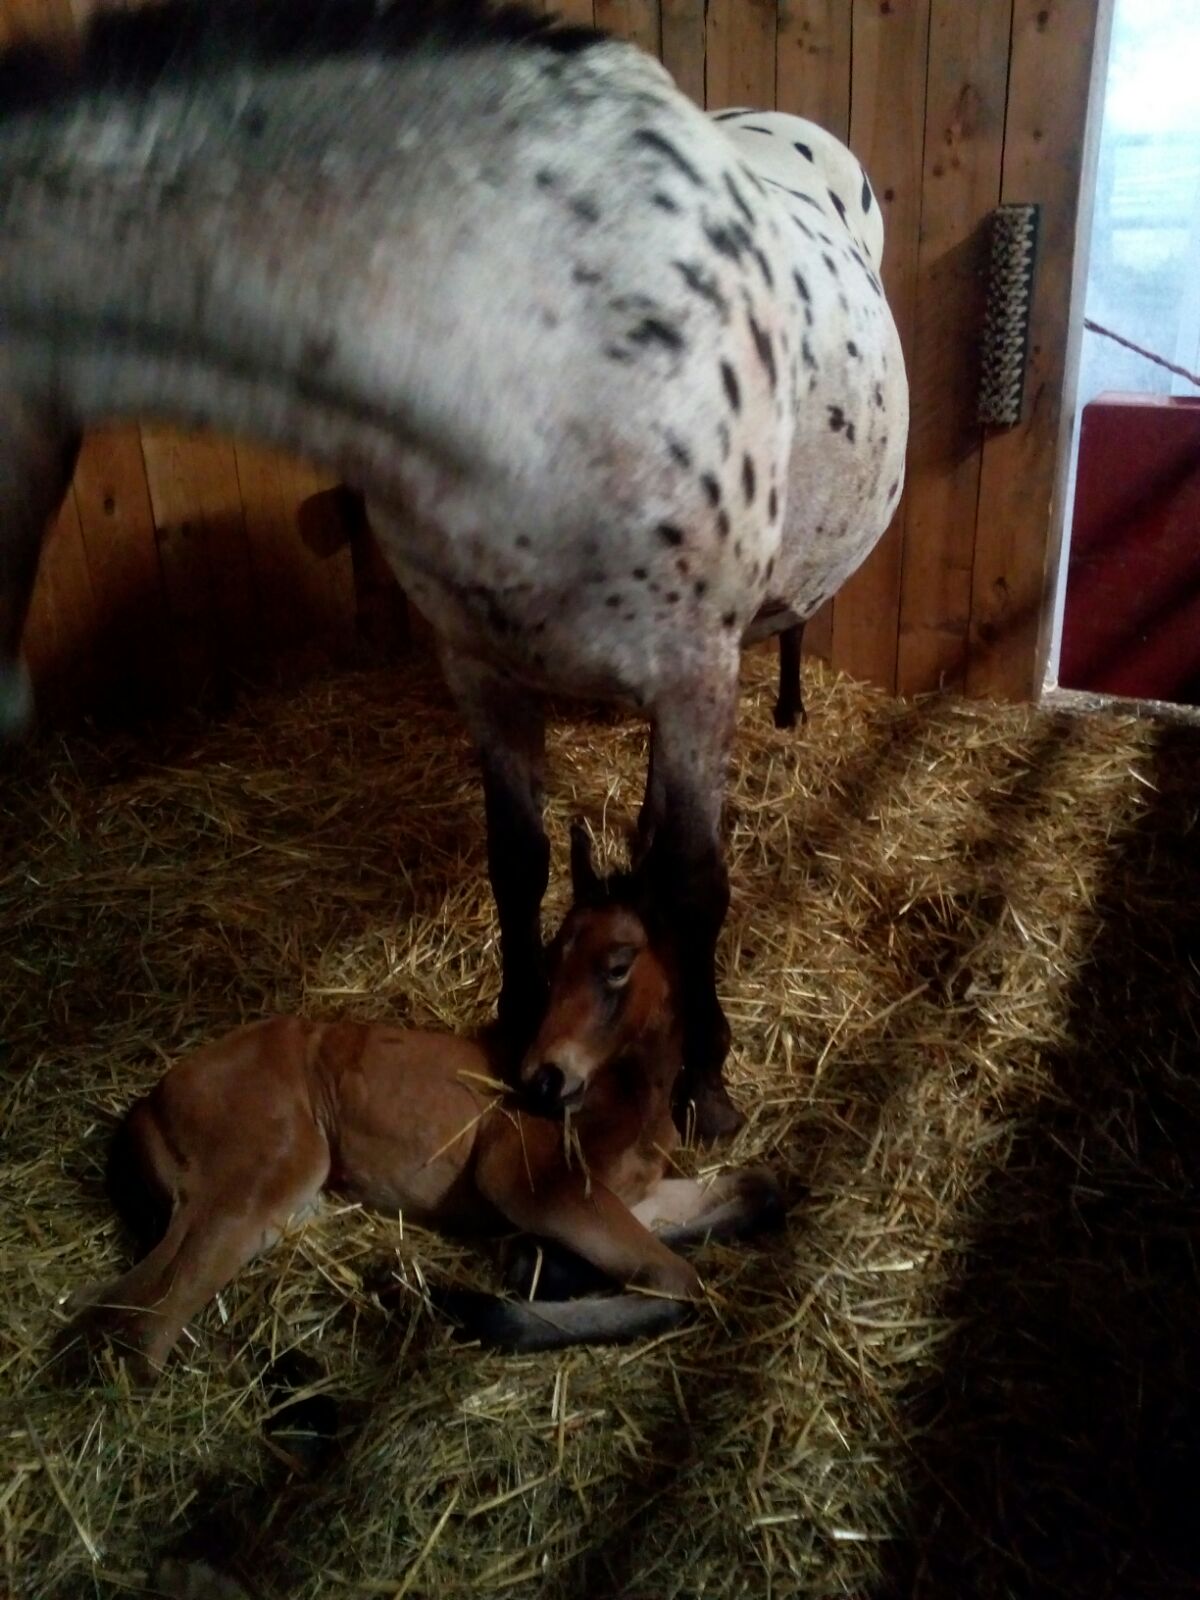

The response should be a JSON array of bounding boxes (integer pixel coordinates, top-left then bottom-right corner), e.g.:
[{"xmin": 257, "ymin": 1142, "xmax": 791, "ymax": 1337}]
[
  {"xmin": 773, "ymin": 316, "xmax": 909, "ymax": 622},
  {"xmin": 712, "ymin": 111, "xmax": 911, "ymax": 625}
]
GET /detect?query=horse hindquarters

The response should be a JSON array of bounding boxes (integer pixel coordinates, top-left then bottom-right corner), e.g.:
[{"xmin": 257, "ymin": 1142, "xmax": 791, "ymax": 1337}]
[
  {"xmin": 70, "ymin": 1103, "xmax": 332, "ymax": 1378},
  {"xmin": 0, "ymin": 389, "xmax": 81, "ymax": 737}
]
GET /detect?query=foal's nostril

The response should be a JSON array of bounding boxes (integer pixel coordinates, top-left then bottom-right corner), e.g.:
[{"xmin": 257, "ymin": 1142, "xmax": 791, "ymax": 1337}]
[{"xmin": 528, "ymin": 1063, "xmax": 565, "ymax": 1108}]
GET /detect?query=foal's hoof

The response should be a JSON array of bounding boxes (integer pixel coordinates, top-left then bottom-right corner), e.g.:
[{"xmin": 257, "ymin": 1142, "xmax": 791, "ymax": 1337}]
[
  {"xmin": 679, "ymin": 1080, "xmax": 746, "ymax": 1145},
  {"xmin": 52, "ymin": 1310, "xmax": 160, "ymax": 1388}
]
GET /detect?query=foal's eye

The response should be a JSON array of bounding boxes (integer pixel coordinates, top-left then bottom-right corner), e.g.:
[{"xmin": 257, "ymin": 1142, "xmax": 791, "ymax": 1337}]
[{"xmin": 604, "ymin": 955, "xmax": 635, "ymax": 989}]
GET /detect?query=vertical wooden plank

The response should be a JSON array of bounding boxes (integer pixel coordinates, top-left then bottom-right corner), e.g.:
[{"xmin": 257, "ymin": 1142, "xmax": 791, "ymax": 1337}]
[
  {"xmin": 704, "ymin": 0, "xmax": 776, "ymax": 111},
  {"xmin": 140, "ymin": 428, "xmax": 254, "ymax": 696},
  {"xmin": 233, "ymin": 443, "xmax": 356, "ymax": 657},
  {"xmin": 71, "ymin": 426, "xmax": 170, "ymax": 714},
  {"xmin": 554, "ymin": 0, "xmax": 597, "ymax": 25},
  {"xmin": 21, "ymin": 491, "xmax": 97, "ymax": 722},
  {"xmin": 661, "ymin": 0, "xmax": 705, "ymax": 103},
  {"xmin": 594, "ymin": 0, "xmax": 660, "ymax": 56},
  {"xmin": 967, "ymin": 0, "xmax": 1103, "ymax": 700},
  {"xmin": 894, "ymin": 0, "xmax": 1012, "ymax": 695},
  {"xmin": 0, "ymin": 0, "xmax": 76, "ymax": 46},
  {"xmin": 775, "ymin": 0, "xmax": 851, "ymax": 138},
  {"xmin": 830, "ymin": 0, "xmax": 931, "ymax": 692}
]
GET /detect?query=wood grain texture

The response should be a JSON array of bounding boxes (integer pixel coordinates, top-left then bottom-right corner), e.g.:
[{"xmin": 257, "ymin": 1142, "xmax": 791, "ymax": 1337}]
[
  {"xmin": 774, "ymin": 0, "xmax": 850, "ymax": 665},
  {"xmin": 775, "ymin": 0, "xmax": 850, "ymax": 137},
  {"xmin": 896, "ymin": 0, "xmax": 1012, "ymax": 695},
  {"xmin": 594, "ymin": 0, "xmax": 660, "ymax": 54},
  {"xmin": 660, "ymin": 0, "xmax": 704, "ymax": 102},
  {"xmin": 967, "ymin": 0, "xmax": 1102, "ymax": 700},
  {"xmin": 21, "ymin": 492, "xmax": 96, "ymax": 720},
  {"xmin": 704, "ymin": 0, "xmax": 775, "ymax": 111},
  {"xmin": 830, "ymin": 0, "xmax": 931, "ymax": 691}
]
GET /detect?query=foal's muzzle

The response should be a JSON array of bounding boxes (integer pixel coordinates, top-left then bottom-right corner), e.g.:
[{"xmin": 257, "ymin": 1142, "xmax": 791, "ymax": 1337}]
[{"xmin": 522, "ymin": 1061, "xmax": 585, "ymax": 1115}]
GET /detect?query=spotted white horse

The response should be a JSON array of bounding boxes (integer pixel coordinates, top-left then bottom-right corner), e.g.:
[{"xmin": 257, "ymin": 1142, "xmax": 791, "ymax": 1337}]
[{"xmin": 0, "ymin": 1, "xmax": 907, "ymax": 1141}]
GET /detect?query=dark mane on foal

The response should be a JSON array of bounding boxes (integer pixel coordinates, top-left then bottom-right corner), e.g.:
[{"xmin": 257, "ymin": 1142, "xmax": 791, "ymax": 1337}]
[{"xmin": 0, "ymin": 0, "xmax": 603, "ymax": 120}]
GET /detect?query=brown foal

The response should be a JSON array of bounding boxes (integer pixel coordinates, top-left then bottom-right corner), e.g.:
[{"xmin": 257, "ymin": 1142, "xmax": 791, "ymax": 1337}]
[{"xmin": 68, "ymin": 827, "xmax": 781, "ymax": 1374}]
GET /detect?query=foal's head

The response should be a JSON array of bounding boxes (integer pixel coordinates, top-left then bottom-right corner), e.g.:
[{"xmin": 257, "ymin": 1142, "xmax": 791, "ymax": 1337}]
[{"xmin": 520, "ymin": 825, "xmax": 678, "ymax": 1115}]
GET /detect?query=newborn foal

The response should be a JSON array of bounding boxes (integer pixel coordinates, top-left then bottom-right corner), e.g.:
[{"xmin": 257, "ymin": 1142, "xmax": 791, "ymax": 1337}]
[{"xmin": 69, "ymin": 828, "xmax": 780, "ymax": 1375}]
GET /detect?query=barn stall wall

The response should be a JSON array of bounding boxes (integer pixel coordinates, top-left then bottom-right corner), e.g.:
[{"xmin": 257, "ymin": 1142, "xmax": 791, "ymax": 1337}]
[{"xmin": 4, "ymin": 0, "xmax": 1103, "ymax": 724}]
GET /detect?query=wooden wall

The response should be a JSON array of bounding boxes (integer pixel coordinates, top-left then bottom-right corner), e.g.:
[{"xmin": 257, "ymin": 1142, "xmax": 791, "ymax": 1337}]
[{"xmin": 5, "ymin": 0, "xmax": 1103, "ymax": 721}]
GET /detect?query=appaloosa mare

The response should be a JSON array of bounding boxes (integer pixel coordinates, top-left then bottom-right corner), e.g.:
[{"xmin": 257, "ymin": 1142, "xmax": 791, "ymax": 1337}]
[
  {"xmin": 0, "ymin": 2, "xmax": 908, "ymax": 1140},
  {"xmin": 67, "ymin": 827, "xmax": 782, "ymax": 1375}
]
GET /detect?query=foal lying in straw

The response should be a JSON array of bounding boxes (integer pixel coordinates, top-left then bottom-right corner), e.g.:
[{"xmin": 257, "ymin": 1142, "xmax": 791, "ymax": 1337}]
[{"xmin": 68, "ymin": 828, "xmax": 783, "ymax": 1376}]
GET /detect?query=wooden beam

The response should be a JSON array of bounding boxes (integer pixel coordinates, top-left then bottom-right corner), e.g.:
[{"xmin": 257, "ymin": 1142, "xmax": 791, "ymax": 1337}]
[
  {"xmin": 21, "ymin": 490, "xmax": 97, "ymax": 723},
  {"xmin": 832, "ymin": 0, "xmax": 931, "ymax": 691},
  {"xmin": 966, "ymin": 0, "xmax": 1103, "ymax": 700},
  {"xmin": 895, "ymin": 0, "xmax": 1011, "ymax": 695}
]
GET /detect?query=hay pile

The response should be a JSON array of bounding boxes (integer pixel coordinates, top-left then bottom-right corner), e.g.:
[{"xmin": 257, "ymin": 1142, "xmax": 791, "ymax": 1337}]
[{"xmin": 3, "ymin": 648, "xmax": 1199, "ymax": 1599}]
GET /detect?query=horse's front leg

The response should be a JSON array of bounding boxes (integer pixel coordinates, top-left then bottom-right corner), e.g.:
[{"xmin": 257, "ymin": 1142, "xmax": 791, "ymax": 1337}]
[
  {"xmin": 440, "ymin": 651, "xmax": 550, "ymax": 1060},
  {"xmin": 641, "ymin": 661, "xmax": 743, "ymax": 1143},
  {"xmin": 501, "ymin": 1169, "xmax": 787, "ymax": 1301},
  {"xmin": 0, "ymin": 390, "xmax": 81, "ymax": 739}
]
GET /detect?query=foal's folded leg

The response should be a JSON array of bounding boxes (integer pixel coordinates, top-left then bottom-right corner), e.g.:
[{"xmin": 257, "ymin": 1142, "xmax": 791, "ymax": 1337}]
[
  {"xmin": 501, "ymin": 1170, "xmax": 787, "ymax": 1301},
  {"xmin": 68, "ymin": 1134, "xmax": 330, "ymax": 1379}
]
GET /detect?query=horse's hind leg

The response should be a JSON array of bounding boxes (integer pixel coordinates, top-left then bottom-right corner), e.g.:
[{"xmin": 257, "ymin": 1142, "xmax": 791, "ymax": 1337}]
[
  {"xmin": 774, "ymin": 623, "xmax": 806, "ymax": 730},
  {"xmin": 0, "ymin": 391, "xmax": 82, "ymax": 738},
  {"xmin": 125, "ymin": 1131, "xmax": 331, "ymax": 1376},
  {"xmin": 71, "ymin": 1129, "xmax": 330, "ymax": 1378}
]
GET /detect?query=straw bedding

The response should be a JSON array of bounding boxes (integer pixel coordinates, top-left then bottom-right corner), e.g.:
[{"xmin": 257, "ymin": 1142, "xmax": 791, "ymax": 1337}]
[{"xmin": 3, "ymin": 647, "xmax": 1199, "ymax": 1599}]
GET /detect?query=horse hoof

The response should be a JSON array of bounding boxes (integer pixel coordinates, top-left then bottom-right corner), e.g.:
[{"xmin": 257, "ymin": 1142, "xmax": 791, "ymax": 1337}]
[
  {"xmin": 734, "ymin": 1169, "xmax": 790, "ymax": 1234},
  {"xmin": 685, "ymin": 1082, "xmax": 746, "ymax": 1146}
]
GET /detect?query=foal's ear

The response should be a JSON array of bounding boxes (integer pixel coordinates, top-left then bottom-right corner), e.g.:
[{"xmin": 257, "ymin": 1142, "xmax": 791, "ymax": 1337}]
[{"xmin": 569, "ymin": 822, "xmax": 600, "ymax": 900}]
